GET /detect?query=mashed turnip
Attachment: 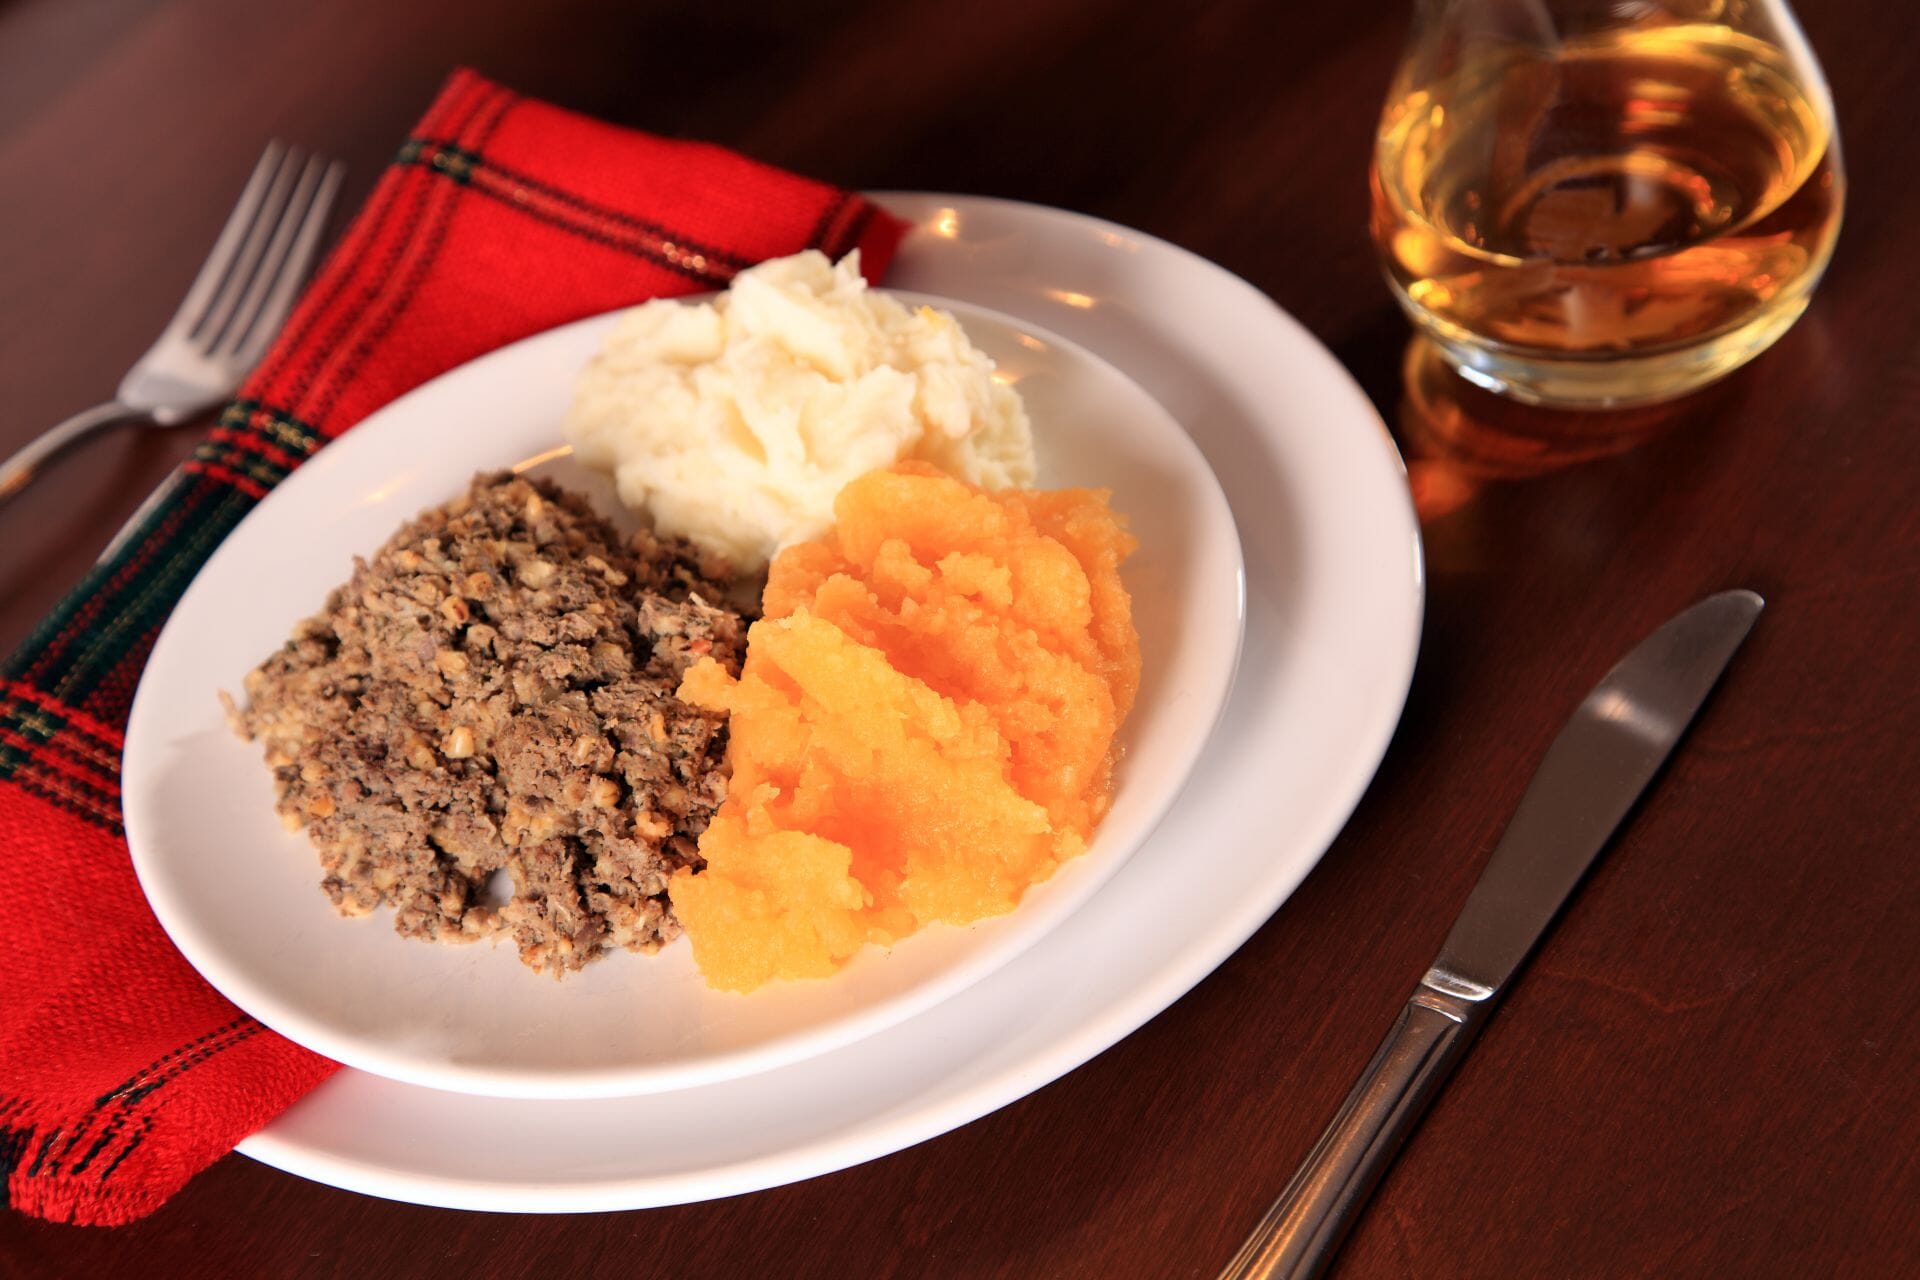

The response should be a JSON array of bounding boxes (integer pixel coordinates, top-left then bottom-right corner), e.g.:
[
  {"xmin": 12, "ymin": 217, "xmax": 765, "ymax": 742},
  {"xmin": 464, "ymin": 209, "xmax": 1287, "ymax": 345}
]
[{"xmin": 668, "ymin": 465, "xmax": 1139, "ymax": 993}]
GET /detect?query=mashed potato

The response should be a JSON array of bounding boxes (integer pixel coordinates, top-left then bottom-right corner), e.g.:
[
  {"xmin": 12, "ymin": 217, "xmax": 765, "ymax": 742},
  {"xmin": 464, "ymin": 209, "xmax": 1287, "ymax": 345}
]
[{"xmin": 563, "ymin": 250, "xmax": 1036, "ymax": 573}]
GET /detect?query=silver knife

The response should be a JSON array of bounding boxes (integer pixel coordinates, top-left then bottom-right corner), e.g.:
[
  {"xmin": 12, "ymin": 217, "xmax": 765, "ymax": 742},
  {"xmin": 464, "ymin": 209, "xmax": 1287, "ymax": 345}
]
[{"xmin": 1219, "ymin": 589, "xmax": 1765, "ymax": 1280}]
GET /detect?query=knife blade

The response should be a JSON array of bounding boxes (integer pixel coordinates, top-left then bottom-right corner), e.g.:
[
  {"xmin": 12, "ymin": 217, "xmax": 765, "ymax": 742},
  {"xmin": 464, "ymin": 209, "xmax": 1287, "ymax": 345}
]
[{"xmin": 1219, "ymin": 589, "xmax": 1764, "ymax": 1280}]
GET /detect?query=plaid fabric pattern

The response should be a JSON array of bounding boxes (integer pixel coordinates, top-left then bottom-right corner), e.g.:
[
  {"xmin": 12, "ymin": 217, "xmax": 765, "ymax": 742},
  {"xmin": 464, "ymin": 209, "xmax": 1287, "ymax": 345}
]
[{"xmin": 0, "ymin": 68, "xmax": 904, "ymax": 1226}]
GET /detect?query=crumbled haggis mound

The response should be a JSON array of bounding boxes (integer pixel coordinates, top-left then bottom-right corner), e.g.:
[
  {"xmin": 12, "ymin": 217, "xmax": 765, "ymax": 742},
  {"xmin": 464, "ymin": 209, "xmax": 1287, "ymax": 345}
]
[{"xmin": 228, "ymin": 472, "xmax": 746, "ymax": 974}]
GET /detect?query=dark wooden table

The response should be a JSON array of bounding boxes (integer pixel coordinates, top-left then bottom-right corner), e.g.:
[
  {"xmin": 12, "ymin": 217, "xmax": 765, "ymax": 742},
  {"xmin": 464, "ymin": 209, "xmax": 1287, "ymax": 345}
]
[{"xmin": 4, "ymin": 1, "xmax": 1915, "ymax": 1275}]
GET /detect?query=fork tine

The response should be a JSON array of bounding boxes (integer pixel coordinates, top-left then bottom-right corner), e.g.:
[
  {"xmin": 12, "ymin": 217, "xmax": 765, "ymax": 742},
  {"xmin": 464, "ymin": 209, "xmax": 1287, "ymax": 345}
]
[
  {"xmin": 165, "ymin": 142, "xmax": 288, "ymax": 341},
  {"xmin": 216, "ymin": 152, "xmax": 326, "ymax": 359},
  {"xmin": 229, "ymin": 158, "xmax": 343, "ymax": 370},
  {"xmin": 193, "ymin": 145, "xmax": 303, "ymax": 350}
]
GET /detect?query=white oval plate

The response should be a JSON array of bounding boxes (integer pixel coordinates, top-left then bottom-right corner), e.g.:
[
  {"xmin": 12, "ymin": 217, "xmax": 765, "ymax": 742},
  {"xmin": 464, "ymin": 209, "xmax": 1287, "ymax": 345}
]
[
  {"xmin": 124, "ymin": 289, "xmax": 1245, "ymax": 1096},
  {"xmin": 227, "ymin": 193, "xmax": 1421, "ymax": 1209}
]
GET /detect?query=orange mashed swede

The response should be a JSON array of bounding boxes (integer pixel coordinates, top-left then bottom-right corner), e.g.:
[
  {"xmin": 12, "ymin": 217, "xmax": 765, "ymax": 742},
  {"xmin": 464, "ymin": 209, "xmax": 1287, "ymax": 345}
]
[{"xmin": 670, "ymin": 463, "xmax": 1140, "ymax": 992}]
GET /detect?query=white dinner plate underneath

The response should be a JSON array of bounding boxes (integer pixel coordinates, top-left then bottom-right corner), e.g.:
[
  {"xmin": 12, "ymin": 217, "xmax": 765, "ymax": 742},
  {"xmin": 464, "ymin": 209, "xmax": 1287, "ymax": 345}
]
[{"xmin": 229, "ymin": 193, "xmax": 1422, "ymax": 1208}]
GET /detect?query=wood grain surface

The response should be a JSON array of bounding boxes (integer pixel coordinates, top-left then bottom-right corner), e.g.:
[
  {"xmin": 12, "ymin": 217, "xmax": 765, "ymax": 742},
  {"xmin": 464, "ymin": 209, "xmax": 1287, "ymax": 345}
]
[{"xmin": 3, "ymin": 0, "xmax": 1915, "ymax": 1276}]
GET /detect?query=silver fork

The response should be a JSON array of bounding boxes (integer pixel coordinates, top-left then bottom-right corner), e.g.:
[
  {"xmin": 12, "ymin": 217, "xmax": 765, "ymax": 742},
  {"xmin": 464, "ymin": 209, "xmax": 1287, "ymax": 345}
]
[{"xmin": 0, "ymin": 142, "xmax": 343, "ymax": 506}]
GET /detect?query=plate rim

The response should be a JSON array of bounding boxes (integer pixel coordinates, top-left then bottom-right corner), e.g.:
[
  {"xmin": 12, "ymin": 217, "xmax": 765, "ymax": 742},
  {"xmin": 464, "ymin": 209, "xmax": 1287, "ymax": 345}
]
[{"xmin": 228, "ymin": 190, "xmax": 1425, "ymax": 1210}]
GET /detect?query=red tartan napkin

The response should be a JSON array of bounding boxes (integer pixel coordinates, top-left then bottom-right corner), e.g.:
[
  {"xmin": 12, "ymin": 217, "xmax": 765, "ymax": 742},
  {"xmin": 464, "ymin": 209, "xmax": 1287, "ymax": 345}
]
[{"xmin": 0, "ymin": 69, "xmax": 904, "ymax": 1227}]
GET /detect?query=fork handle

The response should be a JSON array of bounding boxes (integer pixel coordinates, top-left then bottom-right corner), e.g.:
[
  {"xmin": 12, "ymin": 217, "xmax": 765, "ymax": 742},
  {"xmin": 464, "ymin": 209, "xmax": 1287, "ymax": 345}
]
[
  {"xmin": 1217, "ymin": 990, "xmax": 1486, "ymax": 1280},
  {"xmin": 0, "ymin": 401, "xmax": 140, "ymax": 504}
]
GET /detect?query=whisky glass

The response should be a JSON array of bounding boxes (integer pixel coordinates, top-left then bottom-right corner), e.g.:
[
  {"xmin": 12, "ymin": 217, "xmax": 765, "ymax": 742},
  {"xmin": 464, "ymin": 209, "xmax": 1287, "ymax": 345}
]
[{"xmin": 1371, "ymin": 0, "xmax": 1845, "ymax": 407}]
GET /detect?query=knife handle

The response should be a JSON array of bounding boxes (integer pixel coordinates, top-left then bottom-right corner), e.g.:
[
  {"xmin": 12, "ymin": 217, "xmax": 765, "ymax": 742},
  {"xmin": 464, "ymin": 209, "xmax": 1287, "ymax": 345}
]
[{"xmin": 1217, "ymin": 986, "xmax": 1486, "ymax": 1280}]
